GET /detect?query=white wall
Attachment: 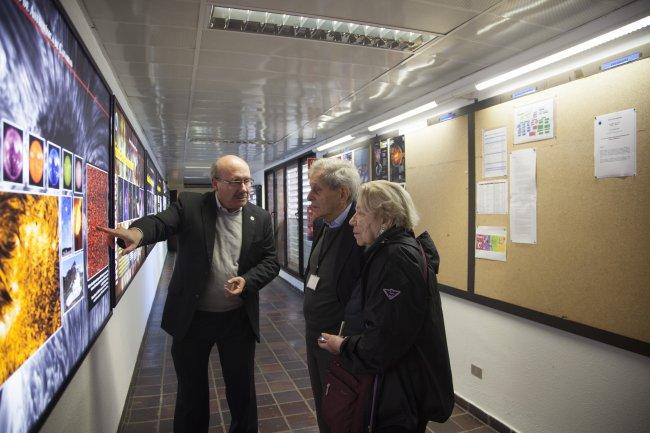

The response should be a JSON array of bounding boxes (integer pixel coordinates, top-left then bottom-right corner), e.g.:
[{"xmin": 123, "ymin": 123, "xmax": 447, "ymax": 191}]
[
  {"xmin": 442, "ymin": 293, "xmax": 650, "ymax": 433},
  {"xmin": 279, "ymin": 267, "xmax": 650, "ymax": 432},
  {"xmin": 41, "ymin": 243, "xmax": 167, "ymax": 433}
]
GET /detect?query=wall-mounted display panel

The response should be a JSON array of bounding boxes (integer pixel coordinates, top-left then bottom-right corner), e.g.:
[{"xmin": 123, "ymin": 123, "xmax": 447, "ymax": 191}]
[
  {"xmin": 473, "ymin": 58, "xmax": 650, "ymax": 348},
  {"xmin": 113, "ymin": 102, "xmax": 145, "ymax": 304},
  {"xmin": 0, "ymin": 0, "xmax": 112, "ymax": 431},
  {"xmin": 407, "ymin": 117, "xmax": 469, "ymax": 291}
]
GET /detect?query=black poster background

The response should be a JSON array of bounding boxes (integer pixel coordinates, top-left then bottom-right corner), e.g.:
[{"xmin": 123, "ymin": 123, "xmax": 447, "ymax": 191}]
[{"xmin": 0, "ymin": 0, "xmax": 111, "ymax": 431}]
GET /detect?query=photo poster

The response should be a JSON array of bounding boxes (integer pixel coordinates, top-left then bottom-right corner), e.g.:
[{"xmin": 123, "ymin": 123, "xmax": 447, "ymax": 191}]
[
  {"xmin": 514, "ymin": 98, "xmax": 554, "ymax": 144},
  {"xmin": 162, "ymin": 180, "xmax": 170, "ymax": 210},
  {"xmin": 390, "ymin": 135, "xmax": 406, "ymax": 183},
  {"xmin": 0, "ymin": 0, "xmax": 112, "ymax": 431},
  {"xmin": 145, "ymin": 153, "xmax": 156, "ymax": 216},
  {"xmin": 155, "ymin": 170, "xmax": 164, "ymax": 213},
  {"xmin": 113, "ymin": 103, "xmax": 145, "ymax": 304},
  {"xmin": 353, "ymin": 145, "xmax": 370, "ymax": 183},
  {"xmin": 372, "ymin": 138, "xmax": 389, "ymax": 180}
]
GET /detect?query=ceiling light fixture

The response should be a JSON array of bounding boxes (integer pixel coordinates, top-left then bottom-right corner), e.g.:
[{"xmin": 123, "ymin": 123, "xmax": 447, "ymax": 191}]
[
  {"xmin": 492, "ymin": 37, "xmax": 650, "ymax": 95},
  {"xmin": 208, "ymin": 6, "xmax": 435, "ymax": 52},
  {"xmin": 476, "ymin": 15, "xmax": 650, "ymax": 90},
  {"xmin": 316, "ymin": 134, "xmax": 354, "ymax": 152},
  {"xmin": 368, "ymin": 100, "xmax": 437, "ymax": 132}
]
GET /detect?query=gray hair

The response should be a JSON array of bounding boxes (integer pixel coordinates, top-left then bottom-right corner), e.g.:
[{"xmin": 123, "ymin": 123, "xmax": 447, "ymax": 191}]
[
  {"xmin": 309, "ymin": 158, "xmax": 361, "ymax": 203},
  {"xmin": 358, "ymin": 180, "xmax": 420, "ymax": 229}
]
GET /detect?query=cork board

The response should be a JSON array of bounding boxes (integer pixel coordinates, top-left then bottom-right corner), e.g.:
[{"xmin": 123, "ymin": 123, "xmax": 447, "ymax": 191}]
[
  {"xmin": 474, "ymin": 58, "xmax": 650, "ymax": 343},
  {"xmin": 406, "ymin": 116, "xmax": 469, "ymax": 291}
]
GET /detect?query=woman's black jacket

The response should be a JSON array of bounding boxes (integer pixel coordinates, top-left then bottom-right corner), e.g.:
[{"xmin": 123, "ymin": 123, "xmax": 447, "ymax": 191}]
[{"xmin": 341, "ymin": 227, "xmax": 454, "ymax": 430}]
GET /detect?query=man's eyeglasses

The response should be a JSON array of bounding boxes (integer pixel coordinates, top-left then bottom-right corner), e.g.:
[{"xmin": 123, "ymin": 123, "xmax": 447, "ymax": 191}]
[{"xmin": 214, "ymin": 177, "xmax": 254, "ymax": 187}]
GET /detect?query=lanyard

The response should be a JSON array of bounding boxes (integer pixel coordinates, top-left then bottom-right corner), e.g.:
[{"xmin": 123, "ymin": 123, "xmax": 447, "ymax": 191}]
[{"xmin": 314, "ymin": 225, "xmax": 342, "ymax": 274}]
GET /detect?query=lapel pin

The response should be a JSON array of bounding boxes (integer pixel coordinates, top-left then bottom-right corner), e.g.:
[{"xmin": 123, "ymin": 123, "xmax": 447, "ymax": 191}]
[{"xmin": 250, "ymin": 216, "xmax": 255, "ymax": 221}]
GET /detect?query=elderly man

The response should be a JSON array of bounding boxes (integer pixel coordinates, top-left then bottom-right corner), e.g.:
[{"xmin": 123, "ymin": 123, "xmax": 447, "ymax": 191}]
[
  {"xmin": 304, "ymin": 158, "xmax": 365, "ymax": 433},
  {"xmin": 99, "ymin": 155, "xmax": 279, "ymax": 433}
]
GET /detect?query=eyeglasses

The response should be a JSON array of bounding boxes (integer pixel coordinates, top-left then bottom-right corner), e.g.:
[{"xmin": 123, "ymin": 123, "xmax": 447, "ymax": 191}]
[{"xmin": 214, "ymin": 177, "xmax": 254, "ymax": 187}]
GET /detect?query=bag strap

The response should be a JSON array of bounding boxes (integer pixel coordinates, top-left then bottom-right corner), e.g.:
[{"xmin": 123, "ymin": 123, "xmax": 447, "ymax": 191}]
[{"xmin": 415, "ymin": 240, "xmax": 429, "ymax": 283}]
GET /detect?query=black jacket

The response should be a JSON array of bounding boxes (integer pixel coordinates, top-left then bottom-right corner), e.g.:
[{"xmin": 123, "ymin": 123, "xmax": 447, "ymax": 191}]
[
  {"xmin": 341, "ymin": 227, "xmax": 454, "ymax": 430},
  {"xmin": 130, "ymin": 192, "xmax": 280, "ymax": 341},
  {"xmin": 303, "ymin": 202, "xmax": 365, "ymax": 331}
]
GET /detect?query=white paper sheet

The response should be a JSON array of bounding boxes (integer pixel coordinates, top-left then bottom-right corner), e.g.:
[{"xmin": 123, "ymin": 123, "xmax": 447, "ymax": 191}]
[
  {"xmin": 510, "ymin": 149, "xmax": 537, "ymax": 244},
  {"xmin": 483, "ymin": 127, "xmax": 507, "ymax": 178},
  {"xmin": 477, "ymin": 180, "xmax": 508, "ymax": 214},
  {"xmin": 475, "ymin": 226, "xmax": 507, "ymax": 261},
  {"xmin": 510, "ymin": 201, "xmax": 537, "ymax": 244},
  {"xmin": 514, "ymin": 98, "xmax": 554, "ymax": 144},
  {"xmin": 594, "ymin": 108, "xmax": 636, "ymax": 178},
  {"xmin": 510, "ymin": 148, "xmax": 536, "ymax": 197}
]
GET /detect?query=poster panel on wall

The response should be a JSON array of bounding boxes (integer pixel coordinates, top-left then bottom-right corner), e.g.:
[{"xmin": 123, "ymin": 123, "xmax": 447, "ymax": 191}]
[
  {"xmin": 113, "ymin": 103, "xmax": 145, "ymax": 304},
  {"xmin": 390, "ymin": 135, "xmax": 406, "ymax": 183},
  {"xmin": 372, "ymin": 138, "xmax": 389, "ymax": 180},
  {"xmin": 353, "ymin": 146, "xmax": 370, "ymax": 183},
  {"xmin": 0, "ymin": 0, "xmax": 112, "ymax": 431},
  {"xmin": 145, "ymin": 154, "xmax": 156, "ymax": 216},
  {"xmin": 155, "ymin": 170, "xmax": 163, "ymax": 213}
]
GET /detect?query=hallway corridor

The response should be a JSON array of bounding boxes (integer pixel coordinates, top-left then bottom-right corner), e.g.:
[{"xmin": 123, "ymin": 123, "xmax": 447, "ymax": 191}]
[{"xmin": 117, "ymin": 254, "xmax": 495, "ymax": 433}]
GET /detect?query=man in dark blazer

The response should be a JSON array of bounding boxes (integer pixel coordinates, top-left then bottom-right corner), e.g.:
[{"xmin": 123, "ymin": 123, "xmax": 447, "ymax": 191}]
[
  {"xmin": 303, "ymin": 158, "xmax": 365, "ymax": 433},
  {"xmin": 99, "ymin": 155, "xmax": 279, "ymax": 433}
]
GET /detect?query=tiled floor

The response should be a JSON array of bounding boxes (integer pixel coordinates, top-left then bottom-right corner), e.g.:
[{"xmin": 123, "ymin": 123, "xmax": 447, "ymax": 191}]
[{"xmin": 118, "ymin": 254, "xmax": 496, "ymax": 433}]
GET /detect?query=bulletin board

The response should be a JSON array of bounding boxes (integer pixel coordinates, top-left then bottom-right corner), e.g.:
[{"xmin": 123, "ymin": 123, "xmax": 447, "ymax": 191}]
[
  {"xmin": 473, "ymin": 58, "xmax": 650, "ymax": 345},
  {"xmin": 406, "ymin": 116, "xmax": 469, "ymax": 291}
]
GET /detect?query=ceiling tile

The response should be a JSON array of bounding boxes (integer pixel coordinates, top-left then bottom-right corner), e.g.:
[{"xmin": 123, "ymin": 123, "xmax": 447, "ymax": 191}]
[
  {"xmin": 83, "ymin": 0, "xmax": 199, "ymax": 27},
  {"xmin": 93, "ymin": 20, "xmax": 197, "ymax": 48}
]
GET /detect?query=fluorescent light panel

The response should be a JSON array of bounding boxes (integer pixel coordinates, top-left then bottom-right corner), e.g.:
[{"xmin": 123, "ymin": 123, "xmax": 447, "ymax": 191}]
[
  {"xmin": 476, "ymin": 16, "xmax": 650, "ymax": 90},
  {"xmin": 209, "ymin": 6, "xmax": 434, "ymax": 52},
  {"xmin": 493, "ymin": 36, "xmax": 650, "ymax": 95},
  {"xmin": 316, "ymin": 135, "xmax": 354, "ymax": 152},
  {"xmin": 368, "ymin": 100, "xmax": 437, "ymax": 132}
]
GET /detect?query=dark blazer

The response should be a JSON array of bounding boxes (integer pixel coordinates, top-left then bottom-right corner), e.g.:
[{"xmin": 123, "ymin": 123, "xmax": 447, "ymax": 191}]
[
  {"xmin": 304, "ymin": 202, "xmax": 365, "ymax": 314},
  {"xmin": 131, "ymin": 191, "xmax": 280, "ymax": 341}
]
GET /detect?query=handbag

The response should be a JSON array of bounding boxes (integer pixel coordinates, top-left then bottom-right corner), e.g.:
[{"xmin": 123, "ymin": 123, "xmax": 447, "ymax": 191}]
[{"xmin": 321, "ymin": 355, "xmax": 378, "ymax": 433}]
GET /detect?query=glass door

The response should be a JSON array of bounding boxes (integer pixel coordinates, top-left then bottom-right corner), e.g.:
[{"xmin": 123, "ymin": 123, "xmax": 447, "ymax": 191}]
[
  {"xmin": 301, "ymin": 159, "xmax": 314, "ymax": 275},
  {"xmin": 274, "ymin": 167, "xmax": 286, "ymax": 267},
  {"xmin": 286, "ymin": 163, "xmax": 300, "ymax": 273}
]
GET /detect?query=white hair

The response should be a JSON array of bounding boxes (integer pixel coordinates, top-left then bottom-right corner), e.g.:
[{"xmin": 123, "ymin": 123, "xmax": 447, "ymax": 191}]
[
  {"xmin": 309, "ymin": 158, "xmax": 361, "ymax": 202},
  {"xmin": 358, "ymin": 180, "xmax": 419, "ymax": 229}
]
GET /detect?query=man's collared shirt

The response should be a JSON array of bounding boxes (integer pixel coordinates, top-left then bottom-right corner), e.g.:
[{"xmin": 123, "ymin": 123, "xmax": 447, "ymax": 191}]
[
  {"xmin": 215, "ymin": 192, "xmax": 242, "ymax": 215},
  {"xmin": 197, "ymin": 193, "xmax": 243, "ymax": 312},
  {"xmin": 326, "ymin": 202, "xmax": 352, "ymax": 229}
]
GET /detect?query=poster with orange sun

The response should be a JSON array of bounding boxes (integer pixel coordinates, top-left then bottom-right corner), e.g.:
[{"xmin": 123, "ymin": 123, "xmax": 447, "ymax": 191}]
[{"xmin": 0, "ymin": 0, "xmax": 112, "ymax": 430}]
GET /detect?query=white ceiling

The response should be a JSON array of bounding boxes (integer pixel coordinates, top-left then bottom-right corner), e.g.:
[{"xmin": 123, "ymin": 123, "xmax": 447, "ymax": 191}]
[{"xmin": 80, "ymin": 0, "xmax": 639, "ymax": 186}]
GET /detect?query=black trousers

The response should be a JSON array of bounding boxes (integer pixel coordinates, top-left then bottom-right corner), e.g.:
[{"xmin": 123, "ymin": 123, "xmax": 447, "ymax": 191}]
[
  {"xmin": 306, "ymin": 328, "xmax": 335, "ymax": 433},
  {"xmin": 171, "ymin": 308, "xmax": 257, "ymax": 433}
]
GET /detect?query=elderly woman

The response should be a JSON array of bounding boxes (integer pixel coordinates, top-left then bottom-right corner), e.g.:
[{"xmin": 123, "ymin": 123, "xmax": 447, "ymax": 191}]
[{"xmin": 318, "ymin": 180, "xmax": 454, "ymax": 433}]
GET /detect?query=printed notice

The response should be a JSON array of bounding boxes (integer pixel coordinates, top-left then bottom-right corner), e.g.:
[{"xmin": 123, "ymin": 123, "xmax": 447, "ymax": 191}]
[
  {"xmin": 594, "ymin": 108, "xmax": 636, "ymax": 178},
  {"xmin": 477, "ymin": 180, "xmax": 508, "ymax": 214},
  {"xmin": 510, "ymin": 201, "xmax": 537, "ymax": 244},
  {"xmin": 514, "ymin": 98, "xmax": 554, "ymax": 144},
  {"xmin": 483, "ymin": 127, "xmax": 507, "ymax": 178},
  {"xmin": 475, "ymin": 226, "xmax": 507, "ymax": 261},
  {"xmin": 510, "ymin": 149, "xmax": 537, "ymax": 244}
]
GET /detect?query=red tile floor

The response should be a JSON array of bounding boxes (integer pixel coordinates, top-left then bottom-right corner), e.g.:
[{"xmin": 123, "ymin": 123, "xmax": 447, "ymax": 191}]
[{"xmin": 118, "ymin": 254, "xmax": 495, "ymax": 433}]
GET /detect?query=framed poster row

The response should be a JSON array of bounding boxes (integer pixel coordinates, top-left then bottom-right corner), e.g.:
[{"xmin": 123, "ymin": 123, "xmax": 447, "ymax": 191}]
[{"xmin": 0, "ymin": 1, "xmax": 168, "ymax": 432}]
